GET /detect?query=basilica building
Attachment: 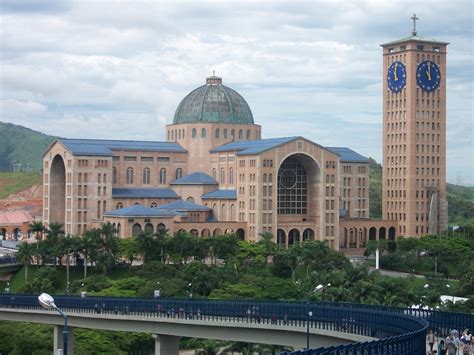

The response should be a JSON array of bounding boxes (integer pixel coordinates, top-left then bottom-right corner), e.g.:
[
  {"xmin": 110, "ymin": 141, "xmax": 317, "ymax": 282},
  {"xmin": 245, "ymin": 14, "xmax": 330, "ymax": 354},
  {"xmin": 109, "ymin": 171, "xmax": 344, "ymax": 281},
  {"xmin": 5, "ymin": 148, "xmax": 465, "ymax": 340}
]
[{"xmin": 43, "ymin": 74, "xmax": 396, "ymax": 250}]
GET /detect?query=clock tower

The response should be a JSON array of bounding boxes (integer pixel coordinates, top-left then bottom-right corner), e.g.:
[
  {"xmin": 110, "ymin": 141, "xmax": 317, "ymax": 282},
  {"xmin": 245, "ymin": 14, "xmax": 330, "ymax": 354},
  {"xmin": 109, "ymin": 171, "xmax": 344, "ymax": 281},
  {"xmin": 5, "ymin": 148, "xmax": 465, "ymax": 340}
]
[{"xmin": 381, "ymin": 15, "xmax": 448, "ymax": 237}]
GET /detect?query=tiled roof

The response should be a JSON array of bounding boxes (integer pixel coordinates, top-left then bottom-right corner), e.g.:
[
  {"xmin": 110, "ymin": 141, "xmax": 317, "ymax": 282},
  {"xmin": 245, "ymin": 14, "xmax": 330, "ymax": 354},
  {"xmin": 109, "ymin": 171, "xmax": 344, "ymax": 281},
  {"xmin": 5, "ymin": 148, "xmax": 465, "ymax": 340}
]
[
  {"xmin": 0, "ymin": 212, "xmax": 32, "ymax": 225},
  {"xmin": 381, "ymin": 35, "xmax": 448, "ymax": 46},
  {"xmin": 201, "ymin": 189, "xmax": 237, "ymax": 200},
  {"xmin": 171, "ymin": 172, "xmax": 217, "ymax": 185},
  {"xmin": 58, "ymin": 138, "xmax": 186, "ymax": 156},
  {"xmin": 156, "ymin": 200, "xmax": 211, "ymax": 212},
  {"xmin": 104, "ymin": 205, "xmax": 176, "ymax": 218},
  {"xmin": 112, "ymin": 188, "xmax": 179, "ymax": 199},
  {"xmin": 211, "ymin": 137, "xmax": 298, "ymax": 155},
  {"xmin": 325, "ymin": 147, "xmax": 369, "ymax": 163}
]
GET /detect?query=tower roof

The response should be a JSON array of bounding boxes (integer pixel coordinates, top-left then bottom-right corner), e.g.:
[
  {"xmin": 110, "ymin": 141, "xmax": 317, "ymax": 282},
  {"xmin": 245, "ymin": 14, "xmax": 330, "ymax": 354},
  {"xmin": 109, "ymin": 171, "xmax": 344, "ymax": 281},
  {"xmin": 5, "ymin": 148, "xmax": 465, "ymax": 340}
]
[{"xmin": 173, "ymin": 75, "xmax": 254, "ymax": 125}]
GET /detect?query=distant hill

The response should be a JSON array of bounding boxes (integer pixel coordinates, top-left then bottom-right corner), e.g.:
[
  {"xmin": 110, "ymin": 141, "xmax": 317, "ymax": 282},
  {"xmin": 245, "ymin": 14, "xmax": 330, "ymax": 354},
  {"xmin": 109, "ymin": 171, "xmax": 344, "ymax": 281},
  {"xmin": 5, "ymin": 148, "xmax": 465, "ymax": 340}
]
[
  {"xmin": 0, "ymin": 122, "xmax": 56, "ymax": 171},
  {"xmin": 368, "ymin": 158, "xmax": 474, "ymax": 225}
]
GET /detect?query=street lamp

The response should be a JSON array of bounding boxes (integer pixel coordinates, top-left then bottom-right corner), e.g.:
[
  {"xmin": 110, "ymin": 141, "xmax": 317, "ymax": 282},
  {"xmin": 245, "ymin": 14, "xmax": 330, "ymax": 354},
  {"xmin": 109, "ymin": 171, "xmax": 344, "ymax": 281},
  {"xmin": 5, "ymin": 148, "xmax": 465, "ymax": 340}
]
[
  {"xmin": 446, "ymin": 284, "xmax": 455, "ymax": 304},
  {"xmin": 306, "ymin": 283, "xmax": 331, "ymax": 349},
  {"xmin": 188, "ymin": 283, "xmax": 193, "ymax": 299},
  {"xmin": 4, "ymin": 282, "xmax": 10, "ymax": 294},
  {"xmin": 38, "ymin": 293, "xmax": 68, "ymax": 355}
]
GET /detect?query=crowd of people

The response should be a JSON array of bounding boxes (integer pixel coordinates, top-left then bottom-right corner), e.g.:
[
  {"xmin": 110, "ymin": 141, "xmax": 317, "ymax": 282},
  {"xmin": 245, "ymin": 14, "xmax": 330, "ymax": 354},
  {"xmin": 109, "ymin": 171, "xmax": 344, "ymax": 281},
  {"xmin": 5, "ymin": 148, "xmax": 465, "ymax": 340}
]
[{"xmin": 427, "ymin": 329, "xmax": 473, "ymax": 355}]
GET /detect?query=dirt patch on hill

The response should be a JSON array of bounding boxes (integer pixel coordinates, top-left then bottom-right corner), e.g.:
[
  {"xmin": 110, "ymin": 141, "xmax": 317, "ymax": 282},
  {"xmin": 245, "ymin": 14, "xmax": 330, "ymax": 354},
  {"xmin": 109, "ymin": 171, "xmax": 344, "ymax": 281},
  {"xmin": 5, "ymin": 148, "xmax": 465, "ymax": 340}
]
[{"xmin": 0, "ymin": 184, "xmax": 43, "ymax": 218}]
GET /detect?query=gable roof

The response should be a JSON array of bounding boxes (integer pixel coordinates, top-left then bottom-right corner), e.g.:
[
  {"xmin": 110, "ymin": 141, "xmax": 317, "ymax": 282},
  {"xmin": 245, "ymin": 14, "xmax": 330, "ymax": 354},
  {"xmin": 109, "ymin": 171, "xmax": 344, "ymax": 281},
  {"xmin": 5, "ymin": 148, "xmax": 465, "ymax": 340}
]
[
  {"xmin": 55, "ymin": 138, "xmax": 186, "ymax": 156},
  {"xmin": 381, "ymin": 35, "xmax": 449, "ymax": 47},
  {"xmin": 156, "ymin": 200, "xmax": 211, "ymax": 212},
  {"xmin": 112, "ymin": 188, "xmax": 179, "ymax": 199},
  {"xmin": 104, "ymin": 204, "xmax": 176, "ymax": 218},
  {"xmin": 211, "ymin": 137, "xmax": 298, "ymax": 155},
  {"xmin": 325, "ymin": 147, "xmax": 369, "ymax": 163},
  {"xmin": 171, "ymin": 172, "xmax": 217, "ymax": 185},
  {"xmin": 201, "ymin": 189, "xmax": 237, "ymax": 200}
]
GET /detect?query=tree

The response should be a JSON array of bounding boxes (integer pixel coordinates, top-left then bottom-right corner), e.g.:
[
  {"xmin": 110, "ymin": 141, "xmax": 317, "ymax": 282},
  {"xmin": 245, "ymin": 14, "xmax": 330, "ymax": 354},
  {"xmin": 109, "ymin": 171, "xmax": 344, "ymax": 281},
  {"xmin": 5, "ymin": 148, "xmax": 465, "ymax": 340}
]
[
  {"xmin": 45, "ymin": 222, "xmax": 64, "ymax": 265},
  {"xmin": 80, "ymin": 229, "xmax": 99, "ymax": 278},
  {"xmin": 28, "ymin": 221, "xmax": 45, "ymax": 241},
  {"xmin": 258, "ymin": 232, "xmax": 275, "ymax": 259},
  {"xmin": 135, "ymin": 231, "xmax": 154, "ymax": 265},
  {"xmin": 17, "ymin": 242, "xmax": 35, "ymax": 283},
  {"xmin": 118, "ymin": 238, "xmax": 140, "ymax": 265}
]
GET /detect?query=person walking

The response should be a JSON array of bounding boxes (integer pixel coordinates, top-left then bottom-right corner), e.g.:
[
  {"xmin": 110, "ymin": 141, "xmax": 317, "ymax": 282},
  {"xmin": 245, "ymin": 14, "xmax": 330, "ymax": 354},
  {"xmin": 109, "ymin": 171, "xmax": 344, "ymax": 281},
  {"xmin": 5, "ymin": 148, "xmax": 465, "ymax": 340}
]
[{"xmin": 427, "ymin": 329, "xmax": 435, "ymax": 352}]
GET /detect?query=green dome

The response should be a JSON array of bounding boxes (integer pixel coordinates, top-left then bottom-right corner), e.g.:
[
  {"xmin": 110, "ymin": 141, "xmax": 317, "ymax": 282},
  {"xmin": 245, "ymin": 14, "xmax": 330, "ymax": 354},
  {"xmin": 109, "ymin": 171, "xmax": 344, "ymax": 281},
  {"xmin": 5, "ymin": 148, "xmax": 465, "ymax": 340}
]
[{"xmin": 173, "ymin": 76, "xmax": 254, "ymax": 125}]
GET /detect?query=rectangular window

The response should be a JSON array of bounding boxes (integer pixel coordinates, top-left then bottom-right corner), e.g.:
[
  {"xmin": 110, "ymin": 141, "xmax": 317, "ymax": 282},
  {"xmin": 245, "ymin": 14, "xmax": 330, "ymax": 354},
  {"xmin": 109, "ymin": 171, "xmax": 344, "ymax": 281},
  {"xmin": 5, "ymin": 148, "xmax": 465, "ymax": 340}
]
[
  {"xmin": 157, "ymin": 157, "xmax": 170, "ymax": 162},
  {"xmin": 141, "ymin": 157, "xmax": 153, "ymax": 162},
  {"xmin": 124, "ymin": 156, "xmax": 136, "ymax": 161}
]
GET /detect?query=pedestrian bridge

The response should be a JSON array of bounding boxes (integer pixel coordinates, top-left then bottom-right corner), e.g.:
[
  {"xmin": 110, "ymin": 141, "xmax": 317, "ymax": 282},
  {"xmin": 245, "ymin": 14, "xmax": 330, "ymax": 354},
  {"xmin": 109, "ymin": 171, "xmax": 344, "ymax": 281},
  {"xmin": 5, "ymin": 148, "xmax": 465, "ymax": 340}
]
[{"xmin": 0, "ymin": 295, "xmax": 472, "ymax": 354}]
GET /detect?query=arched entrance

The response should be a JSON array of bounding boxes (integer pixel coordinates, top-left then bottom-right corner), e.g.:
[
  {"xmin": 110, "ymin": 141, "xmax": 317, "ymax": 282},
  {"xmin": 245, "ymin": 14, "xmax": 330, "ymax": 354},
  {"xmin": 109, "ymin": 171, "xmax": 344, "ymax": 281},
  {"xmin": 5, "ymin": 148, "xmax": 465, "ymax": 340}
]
[
  {"xmin": 213, "ymin": 228, "xmax": 222, "ymax": 236},
  {"xmin": 157, "ymin": 223, "xmax": 166, "ymax": 233},
  {"xmin": 288, "ymin": 229, "xmax": 300, "ymax": 246},
  {"xmin": 388, "ymin": 227, "xmax": 396, "ymax": 240},
  {"xmin": 277, "ymin": 229, "xmax": 286, "ymax": 247},
  {"xmin": 132, "ymin": 223, "xmax": 142, "ymax": 236},
  {"xmin": 201, "ymin": 229, "xmax": 211, "ymax": 237},
  {"xmin": 369, "ymin": 227, "xmax": 377, "ymax": 241},
  {"xmin": 190, "ymin": 229, "xmax": 199, "ymax": 238},
  {"xmin": 236, "ymin": 228, "xmax": 245, "ymax": 241},
  {"xmin": 302, "ymin": 228, "xmax": 315, "ymax": 242},
  {"xmin": 379, "ymin": 227, "xmax": 386, "ymax": 240},
  {"xmin": 225, "ymin": 228, "xmax": 234, "ymax": 235},
  {"xmin": 144, "ymin": 223, "xmax": 154, "ymax": 235},
  {"xmin": 13, "ymin": 228, "xmax": 20, "ymax": 240},
  {"xmin": 277, "ymin": 154, "xmax": 321, "ymax": 216},
  {"xmin": 50, "ymin": 154, "xmax": 66, "ymax": 224}
]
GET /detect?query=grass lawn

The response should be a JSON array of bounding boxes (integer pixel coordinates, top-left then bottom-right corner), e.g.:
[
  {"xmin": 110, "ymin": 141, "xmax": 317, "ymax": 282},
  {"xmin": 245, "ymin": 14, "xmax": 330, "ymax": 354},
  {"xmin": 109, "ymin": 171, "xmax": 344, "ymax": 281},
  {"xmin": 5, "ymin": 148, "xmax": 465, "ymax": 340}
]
[{"xmin": 0, "ymin": 172, "xmax": 42, "ymax": 198}]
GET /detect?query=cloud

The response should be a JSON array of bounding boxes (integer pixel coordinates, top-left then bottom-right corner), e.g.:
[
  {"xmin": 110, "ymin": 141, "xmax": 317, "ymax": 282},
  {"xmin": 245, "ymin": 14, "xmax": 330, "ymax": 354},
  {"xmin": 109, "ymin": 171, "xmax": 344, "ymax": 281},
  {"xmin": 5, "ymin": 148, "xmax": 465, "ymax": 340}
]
[{"xmin": 0, "ymin": 0, "xmax": 472, "ymax": 184}]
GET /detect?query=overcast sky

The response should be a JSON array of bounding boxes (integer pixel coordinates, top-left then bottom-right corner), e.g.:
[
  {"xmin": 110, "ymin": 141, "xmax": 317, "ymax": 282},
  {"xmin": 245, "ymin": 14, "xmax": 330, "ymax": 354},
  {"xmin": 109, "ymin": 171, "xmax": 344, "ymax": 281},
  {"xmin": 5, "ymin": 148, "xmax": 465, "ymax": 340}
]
[{"xmin": 0, "ymin": 0, "xmax": 473, "ymax": 184}]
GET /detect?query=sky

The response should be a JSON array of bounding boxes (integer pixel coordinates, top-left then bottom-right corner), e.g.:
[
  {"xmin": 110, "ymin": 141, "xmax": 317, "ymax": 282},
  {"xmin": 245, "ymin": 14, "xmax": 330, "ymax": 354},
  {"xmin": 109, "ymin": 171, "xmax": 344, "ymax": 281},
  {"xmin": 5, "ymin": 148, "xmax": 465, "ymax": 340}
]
[{"xmin": 0, "ymin": 0, "xmax": 473, "ymax": 185}]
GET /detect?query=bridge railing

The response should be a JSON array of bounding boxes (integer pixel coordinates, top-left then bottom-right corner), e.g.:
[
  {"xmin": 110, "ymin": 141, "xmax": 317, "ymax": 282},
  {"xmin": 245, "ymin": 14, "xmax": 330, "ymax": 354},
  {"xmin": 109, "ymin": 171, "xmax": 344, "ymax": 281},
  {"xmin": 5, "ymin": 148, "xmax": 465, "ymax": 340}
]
[
  {"xmin": 0, "ymin": 256, "xmax": 17, "ymax": 265},
  {"xmin": 0, "ymin": 294, "xmax": 472, "ymax": 355}
]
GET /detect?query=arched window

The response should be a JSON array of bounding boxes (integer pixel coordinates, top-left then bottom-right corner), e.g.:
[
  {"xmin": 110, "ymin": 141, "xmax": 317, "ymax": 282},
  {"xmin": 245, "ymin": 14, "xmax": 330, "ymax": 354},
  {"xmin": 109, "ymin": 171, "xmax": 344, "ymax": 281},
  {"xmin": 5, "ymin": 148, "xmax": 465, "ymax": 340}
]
[
  {"xmin": 223, "ymin": 129, "xmax": 228, "ymax": 139},
  {"xmin": 201, "ymin": 128, "xmax": 206, "ymax": 138},
  {"xmin": 239, "ymin": 129, "xmax": 243, "ymax": 140},
  {"xmin": 221, "ymin": 204, "xmax": 227, "ymax": 220},
  {"xmin": 112, "ymin": 167, "xmax": 117, "ymax": 184},
  {"xmin": 212, "ymin": 168, "xmax": 217, "ymax": 180},
  {"xmin": 126, "ymin": 167, "xmax": 134, "ymax": 184},
  {"xmin": 192, "ymin": 128, "xmax": 197, "ymax": 138},
  {"xmin": 186, "ymin": 197, "xmax": 195, "ymax": 203},
  {"xmin": 231, "ymin": 129, "xmax": 235, "ymax": 140},
  {"xmin": 116, "ymin": 202, "xmax": 123, "ymax": 209},
  {"xmin": 182, "ymin": 129, "xmax": 185, "ymax": 138},
  {"xmin": 117, "ymin": 223, "xmax": 121, "ymax": 236},
  {"xmin": 215, "ymin": 128, "xmax": 220, "ymax": 138},
  {"xmin": 176, "ymin": 168, "xmax": 183, "ymax": 180},
  {"xmin": 229, "ymin": 167, "xmax": 234, "ymax": 184},
  {"xmin": 132, "ymin": 223, "xmax": 142, "ymax": 236},
  {"xmin": 220, "ymin": 168, "xmax": 225, "ymax": 184},
  {"xmin": 151, "ymin": 202, "xmax": 157, "ymax": 207},
  {"xmin": 178, "ymin": 130, "xmax": 181, "ymax": 139},
  {"xmin": 160, "ymin": 168, "xmax": 166, "ymax": 184},
  {"xmin": 97, "ymin": 201, "xmax": 101, "ymax": 219},
  {"xmin": 171, "ymin": 130, "xmax": 174, "ymax": 141},
  {"xmin": 246, "ymin": 129, "xmax": 251, "ymax": 140},
  {"xmin": 231, "ymin": 204, "xmax": 236, "ymax": 220},
  {"xmin": 167, "ymin": 131, "xmax": 170, "ymax": 140},
  {"xmin": 143, "ymin": 167, "xmax": 150, "ymax": 184},
  {"xmin": 145, "ymin": 223, "xmax": 154, "ymax": 235}
]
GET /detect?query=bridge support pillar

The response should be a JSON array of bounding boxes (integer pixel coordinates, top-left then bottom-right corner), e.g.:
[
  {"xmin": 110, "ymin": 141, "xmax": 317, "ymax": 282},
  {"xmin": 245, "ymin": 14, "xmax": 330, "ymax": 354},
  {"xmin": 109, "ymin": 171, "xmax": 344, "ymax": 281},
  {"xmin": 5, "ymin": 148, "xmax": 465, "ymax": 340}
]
[
  {"xmin": 153, "ymin": 334, "xmax": 180, "ymax": 355},
  {"xmin": 54, "ymin": 325, "xmax": 74, "ymax": 354}
]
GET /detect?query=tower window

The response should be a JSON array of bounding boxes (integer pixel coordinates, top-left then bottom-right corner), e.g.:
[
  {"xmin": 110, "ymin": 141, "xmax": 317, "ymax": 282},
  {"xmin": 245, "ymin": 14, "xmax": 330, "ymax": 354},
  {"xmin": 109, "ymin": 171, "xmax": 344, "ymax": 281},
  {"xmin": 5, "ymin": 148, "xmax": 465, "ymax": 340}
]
[
  {"xmin": 192, "ymin": 128, "xmax": 197, "ymax": 138},
  {"xmin": 416, "ymin": 45, "xmax": 424, "ymax": 51},
  {"xmin": 201, "ymin": 128, "xmax": 206, "ymax": 138},
  {"xmin": 223, "ymin": 129, "xmax": 228, "ymax": 139},
  {"xmin": 215, "ymin": 128, "xmax": 220, "ymax": 138},
  {"xmin": 432, "ymin": 47, "xmax": 440, "ymax": 52},
  {"xmin": 388, "ymin": 48, "xmax": 395, "ymax": 53}
]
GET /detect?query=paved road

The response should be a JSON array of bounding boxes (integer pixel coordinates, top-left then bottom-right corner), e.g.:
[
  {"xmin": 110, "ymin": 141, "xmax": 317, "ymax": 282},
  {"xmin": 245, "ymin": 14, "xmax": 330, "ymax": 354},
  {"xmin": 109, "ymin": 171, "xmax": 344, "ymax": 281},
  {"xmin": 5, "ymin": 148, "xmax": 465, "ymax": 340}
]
[{"xmin": 369, "ymin": 267, "xmax": 425, "ymax": 278}]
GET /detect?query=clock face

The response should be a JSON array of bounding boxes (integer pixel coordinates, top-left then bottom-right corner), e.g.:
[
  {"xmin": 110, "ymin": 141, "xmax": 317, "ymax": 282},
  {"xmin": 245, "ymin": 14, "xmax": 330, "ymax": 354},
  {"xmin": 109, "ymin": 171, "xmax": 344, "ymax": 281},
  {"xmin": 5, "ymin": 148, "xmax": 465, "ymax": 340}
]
[
  {"xmin": 416, "ymin": 61, "xmax": 441, "ymax": 92},
  {"xmin": 387, "ymin": 61, "xmax": 406, "ymax": 93}
]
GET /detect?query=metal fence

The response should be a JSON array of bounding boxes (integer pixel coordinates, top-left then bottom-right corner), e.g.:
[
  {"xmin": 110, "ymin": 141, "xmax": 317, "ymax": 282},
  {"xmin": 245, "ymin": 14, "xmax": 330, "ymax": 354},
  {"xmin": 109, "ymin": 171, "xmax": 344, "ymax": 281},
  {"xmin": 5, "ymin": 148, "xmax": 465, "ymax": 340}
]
[
  {"xmin": 0, "ymin": 294, "xmax": 472, "ymax": 355},
  {"xmin": 0, "ymin": 256, "xmax": 17, "ymax": 265}
]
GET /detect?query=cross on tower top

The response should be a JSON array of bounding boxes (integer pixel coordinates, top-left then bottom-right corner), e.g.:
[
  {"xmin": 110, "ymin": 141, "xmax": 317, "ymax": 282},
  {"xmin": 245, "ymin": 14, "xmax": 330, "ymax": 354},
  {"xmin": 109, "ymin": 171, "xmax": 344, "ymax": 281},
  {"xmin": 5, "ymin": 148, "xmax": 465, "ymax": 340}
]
[{"xmin": 411, "ymin": 13, "xmax": 419, "ymax": 36}]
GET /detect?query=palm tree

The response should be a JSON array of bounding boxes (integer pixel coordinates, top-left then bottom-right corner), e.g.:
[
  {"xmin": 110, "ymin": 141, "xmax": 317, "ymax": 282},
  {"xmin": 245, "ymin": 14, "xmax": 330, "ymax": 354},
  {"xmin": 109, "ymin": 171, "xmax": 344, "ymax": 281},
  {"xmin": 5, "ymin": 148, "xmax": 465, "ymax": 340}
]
[
  {"xmin": 29, "ymin": 221, "xmax": 45, "ymax": 240},
  {"xmin": 45, "ymin": 222, "xmax": 64, "ymax": 265},
  {"xmin": 81, "ymin": 230, "xmax": 99, "ymax": 278},
  {"xmin": 17, "ymin": 242, "xmax": 35, "ymax": 283},
  {"xmin": 135, "ymin": 231, "xmax": 154, "ymax": 265},
  {"xmin": 154, "ymin": 228, "xmax": 170, "ymax": 264}
]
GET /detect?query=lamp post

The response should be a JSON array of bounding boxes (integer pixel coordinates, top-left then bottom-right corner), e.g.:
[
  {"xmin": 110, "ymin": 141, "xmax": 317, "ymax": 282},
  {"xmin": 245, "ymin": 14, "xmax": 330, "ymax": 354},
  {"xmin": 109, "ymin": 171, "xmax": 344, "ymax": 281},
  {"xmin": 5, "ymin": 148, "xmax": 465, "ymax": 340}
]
[
  {"xmin": 306, "ymin": 283, "xmax": 329, "ymax": 349},
  {"xmin": 38, "ymin": 293, "xmax": 68, "ymax": 355},
  {"xmin": 446, "ymin": 284, "xmax": 455, "ymax": 304},
  {"xmin": 4, "ymin": 282, "xmax": 10, "ymax": 294}
]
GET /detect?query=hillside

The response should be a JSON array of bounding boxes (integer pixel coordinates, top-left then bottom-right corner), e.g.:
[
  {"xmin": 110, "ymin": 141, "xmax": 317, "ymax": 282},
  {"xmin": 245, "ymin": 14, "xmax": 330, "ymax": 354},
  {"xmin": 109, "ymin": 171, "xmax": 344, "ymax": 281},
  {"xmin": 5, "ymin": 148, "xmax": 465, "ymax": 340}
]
[
  {"xmin": 368, "ymin": 158, "xmax": 474, "ymax": 225},
  {"xmin": 0, "ymin": 121, "xmax": 56, "ymax": 171}
]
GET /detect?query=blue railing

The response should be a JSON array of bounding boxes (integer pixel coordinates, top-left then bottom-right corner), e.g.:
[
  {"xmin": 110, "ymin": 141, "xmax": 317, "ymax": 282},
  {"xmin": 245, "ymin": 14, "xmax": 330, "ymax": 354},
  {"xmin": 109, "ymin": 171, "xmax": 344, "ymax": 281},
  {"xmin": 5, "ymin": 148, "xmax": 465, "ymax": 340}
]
[
  {"xmin": 0, "ymin": 256, "xmax": 17, "ymax": 265},
  {"xmin": 0, "ymin": 294, "xmax": 472, "ymax": 355}
]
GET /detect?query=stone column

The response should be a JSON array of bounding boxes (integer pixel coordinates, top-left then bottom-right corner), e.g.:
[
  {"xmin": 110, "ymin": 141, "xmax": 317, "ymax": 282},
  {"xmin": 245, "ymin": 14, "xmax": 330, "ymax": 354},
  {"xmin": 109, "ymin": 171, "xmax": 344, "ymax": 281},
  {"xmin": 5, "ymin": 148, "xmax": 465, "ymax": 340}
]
[
  {"xmin": 153, "ymin": 334, "xmax": 180, "ymax": 355},
  {"xmin": 54, "ymin": 325, "xmax": 74, "ymax": 354}
]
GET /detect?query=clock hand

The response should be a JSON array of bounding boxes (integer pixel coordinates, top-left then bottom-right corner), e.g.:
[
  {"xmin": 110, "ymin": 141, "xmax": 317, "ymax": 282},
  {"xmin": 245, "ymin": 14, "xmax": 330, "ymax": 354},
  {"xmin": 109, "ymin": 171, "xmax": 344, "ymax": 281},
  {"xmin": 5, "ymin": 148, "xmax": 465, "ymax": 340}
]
[
  {"xmin": 394, "ymin": 63, "xmax": 398, "ymax": 81},
  {"xmin": 426, "ymin": 63, "xmax": 431, "ymax": 81}
]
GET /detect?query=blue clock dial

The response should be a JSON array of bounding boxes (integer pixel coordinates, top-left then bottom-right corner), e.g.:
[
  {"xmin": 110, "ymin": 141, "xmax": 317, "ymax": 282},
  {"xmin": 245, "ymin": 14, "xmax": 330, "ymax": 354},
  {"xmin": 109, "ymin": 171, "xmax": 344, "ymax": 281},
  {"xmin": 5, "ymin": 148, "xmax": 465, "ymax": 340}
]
[
  {"xmin": 416, "ymin": 61, "xmax": 441, "ymax": 92},
  {"xmin": 387, "ymin": 61, "xmax": 406, "ymax": 93}
]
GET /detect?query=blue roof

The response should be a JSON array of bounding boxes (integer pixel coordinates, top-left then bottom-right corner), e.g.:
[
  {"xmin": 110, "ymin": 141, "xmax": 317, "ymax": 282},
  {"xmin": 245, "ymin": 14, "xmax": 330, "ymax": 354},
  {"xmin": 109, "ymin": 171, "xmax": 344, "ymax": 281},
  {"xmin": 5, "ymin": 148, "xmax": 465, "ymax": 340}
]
[
  {"xmin": 339, "ymin": 208, "xmax": 348, "ymax": 219},
  {"xmin": 171, "ymin": 172, "xmax": 217, "ymax": 185},
  {"xmin": 156, "ymin": 200, "xmax": 211, "ymax": 212},
  {"xmin": 58, "ymin": 138, "xmax": 186, "ymax": 156},
  {"xmin": 112, "ymin": 188, "xmax": 179, "ymax": 199},
  {"xmin": 325, "ymin": 147, "xmax": 369, "ymax": 163},
  {"xmin": 202, "ymin": 189, "xmax": 237, "ymax": 200},
  {"xmin": 104, "ymin": 204, "xmax": 176, "ymax": 217},
  {"xmin": 211, "ymin": 137, "xmax": 298, "ymax": 155}
]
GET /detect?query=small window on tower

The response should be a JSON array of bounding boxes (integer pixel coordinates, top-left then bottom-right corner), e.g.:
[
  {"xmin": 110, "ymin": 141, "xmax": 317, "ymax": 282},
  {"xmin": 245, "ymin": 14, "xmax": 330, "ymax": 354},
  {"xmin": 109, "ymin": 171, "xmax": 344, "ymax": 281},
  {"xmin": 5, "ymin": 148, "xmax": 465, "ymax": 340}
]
[
  {"xmin": 400, "ymin": 45, "xmax": 406, "ymax": 51},
  {"xmin": 388, "ymin": 48, "xmax": 395, "ymax": 53},
  {"xmin": 432, "ymin": 47, "xmax": 440, "ymax": 52},
  {"xmin": 416, "ymin": 44, "xmax": 424, "ymax": 51}
]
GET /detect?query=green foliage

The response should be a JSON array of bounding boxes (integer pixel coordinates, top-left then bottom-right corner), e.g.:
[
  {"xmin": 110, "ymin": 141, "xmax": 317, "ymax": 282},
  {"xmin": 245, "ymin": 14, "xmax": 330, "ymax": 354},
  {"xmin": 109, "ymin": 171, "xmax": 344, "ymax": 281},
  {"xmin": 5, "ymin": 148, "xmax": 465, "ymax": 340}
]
[
  {"xmin": 0, "ymin": 122, "xmax": 56, "ymax": 172},
  {"xmin": 368, "ymin": 157, "xmax": 382, "ymax": 219},
  {"xmin": 0, "ymin": 172, "xmax": 42, "ymax": 198}
]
